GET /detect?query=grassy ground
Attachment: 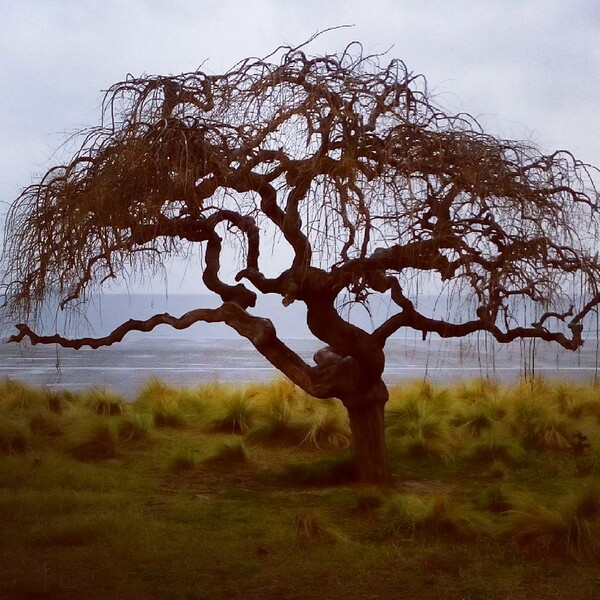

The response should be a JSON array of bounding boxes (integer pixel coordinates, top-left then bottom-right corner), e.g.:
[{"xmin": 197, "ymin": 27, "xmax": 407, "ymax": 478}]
[{"xmin": 2, "ymin": 377, "xmax": 600, "ymax": 599}]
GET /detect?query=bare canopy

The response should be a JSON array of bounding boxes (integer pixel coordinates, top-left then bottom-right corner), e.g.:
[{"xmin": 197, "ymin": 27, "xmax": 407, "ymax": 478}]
[{"xmin": 3, "ymin": 38, "xmax": 600, "ymax": 483}]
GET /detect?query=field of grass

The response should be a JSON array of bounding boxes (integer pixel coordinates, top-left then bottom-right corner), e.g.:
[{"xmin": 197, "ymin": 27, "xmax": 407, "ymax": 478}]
[{"xmin": 2, "ymin": 376, "xmax": 600, "ymax": 599}]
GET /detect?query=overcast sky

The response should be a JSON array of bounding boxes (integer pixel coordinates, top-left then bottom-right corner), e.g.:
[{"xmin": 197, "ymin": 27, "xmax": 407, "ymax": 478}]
[{"xmin": 1, "ymin": 0, "xmax": 599, "ymax": 293}]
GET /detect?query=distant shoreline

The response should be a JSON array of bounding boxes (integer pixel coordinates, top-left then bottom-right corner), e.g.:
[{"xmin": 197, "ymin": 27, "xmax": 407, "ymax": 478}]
[
  {"xmin": 3, "ymin": 293, "xmax": 600, "ymax": 396},
  {"xmin": 2, "ymin": 334, "xmax": 599, "ymax": 398}
]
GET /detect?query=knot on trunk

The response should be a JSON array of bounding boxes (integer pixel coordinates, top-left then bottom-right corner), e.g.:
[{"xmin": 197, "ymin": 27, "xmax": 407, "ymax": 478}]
[
  {"xmin": 313, "ymin": 346, "xmax": 348, "ymax": 368},
  {"xmin": 312, "ymin": 346, "xmax": 362, "ymax": 398},
  {"xmin": 312, "ymin": 346, "xmax": 389, "ymax": 408}
]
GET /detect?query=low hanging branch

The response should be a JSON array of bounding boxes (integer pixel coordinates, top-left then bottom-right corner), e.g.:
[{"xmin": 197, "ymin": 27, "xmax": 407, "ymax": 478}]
[{"xmin": 3, "ymin": 35, "xmax": 600, "ymax": 484}]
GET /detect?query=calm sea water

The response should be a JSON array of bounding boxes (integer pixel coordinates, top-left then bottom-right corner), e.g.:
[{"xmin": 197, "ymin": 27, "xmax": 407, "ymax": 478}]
[{"xmin": 2, "ymin": 294, "xmax": 599, "ymax": 397}]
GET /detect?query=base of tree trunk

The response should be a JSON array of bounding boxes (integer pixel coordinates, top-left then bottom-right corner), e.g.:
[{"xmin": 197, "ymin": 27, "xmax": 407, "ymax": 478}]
[{"xmin": 347, "ymin": 400, "xmax": 389, "ymax": 486}]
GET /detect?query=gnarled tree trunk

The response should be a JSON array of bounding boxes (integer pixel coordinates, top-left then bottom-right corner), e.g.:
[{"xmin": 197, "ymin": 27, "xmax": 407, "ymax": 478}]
[{"xmin": 342, "ymin": 381, "xmax": 390, "ymax": 486}]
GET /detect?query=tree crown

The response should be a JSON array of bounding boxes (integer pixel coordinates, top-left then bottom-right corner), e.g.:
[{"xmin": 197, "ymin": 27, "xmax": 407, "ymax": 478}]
[{"xmin": 3, "ymin": 39, "xmax": 600, "ymax": 398}]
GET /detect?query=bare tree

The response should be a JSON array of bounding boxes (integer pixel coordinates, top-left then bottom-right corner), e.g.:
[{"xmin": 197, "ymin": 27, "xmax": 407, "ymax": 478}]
[{"xmin": 3, "ymin": 38, "xmax": 600, "ymax": 484}]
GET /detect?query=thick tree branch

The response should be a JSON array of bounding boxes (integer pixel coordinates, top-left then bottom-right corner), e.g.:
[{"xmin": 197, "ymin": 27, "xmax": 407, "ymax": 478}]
[{"xmin": 8, "ymin": 303, "xmax": 361, "ymax": 400}]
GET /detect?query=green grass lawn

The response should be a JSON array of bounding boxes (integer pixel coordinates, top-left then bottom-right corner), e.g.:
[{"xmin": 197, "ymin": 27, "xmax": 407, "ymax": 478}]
[{"xmin": 2, "ymin": 377, "xmax": 600, "ymax": 599}]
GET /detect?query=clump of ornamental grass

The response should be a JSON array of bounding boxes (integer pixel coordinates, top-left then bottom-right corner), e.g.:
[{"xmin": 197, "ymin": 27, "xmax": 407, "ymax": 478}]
[
  {"xmin": 182, "ymin": 383, "xmax": 233, "ymax": 420},
  {"xmin": 551, "ymin": 384, "xmax": 600, "ymax": 422},
  {"xmin": 7, "ymin": 387, "xmax": 74, "ymax": 440},
  {"xmin": 150, "ymin": 384, "xmax": 206, "ymax": 421},
  {"xmin": 203, "ymin": 436, "xmax": 249, "ymax": 466},
  {"xmin": 386, "ymin": 410, "xmax": 457, "ymax": 466},
  {"xmin": 450, "ymin": 398, "xmax": 507, "ymax": 435},
  {"xmin": 297, "ymin": 402, "xmax": 351, "ymax": 450},
  {"xmin": 473, "ymin": 484, "xmax": 515, "ymax": 514},
  {"xmin": 386, "ymin": 391, "xmax": 429, "ymax": 425},
  {"xmin": 575, "ymin": 447, "xmax": 600, "ymax": 477},
  {"xmin": 462, "ymin": 428, "xmax": 528, "ymax": 466},
  {"xmin": 386, "ymin": 408, "xmax": 446, "ymax": 438},
  {"xmin": 446, "ymin": 380, "xmax": 508, "ymax": 439},
  {"xmin": 571, "ymin": 478, "xmax": 600, "ymax": 520},
  {"xmin": 44, "ymin": 389, "xmax": 74, "ymax": 414},
  {"xmin": 245, "ymin": 393, "xmax": 302, "ymax": 445},
  {"xmin": 504, "ymin": 480, "xmax": 600, "ymax": 560},
  {"xmin": 413, "ymin": 380, "xmax": 451, "ymax": 406},
  {"xmin": 503, "ymin": 378, "xmax": 555, "ymax": 418},
  {"xmin": 507, "ymin": 497, "xmax": 600, "ymax": 561},
  {"xmin": 386, "ymin": 382, "xmax": 455, "ymax": 443},
  {"xmin": 62, "ymin": 413, "xmax": 117, "ymax": 461},
  {"xmin": 564, "ymin": 396, "xmax": 600, "ymax": 422},
  {"xmin": 133, "ymin": 379, "xmax": 187, "ymax": 428},
  {"xmin": 354, "ymin": 489, "xmax": 385, "ymax": 512},
  {"xmin": 84, "ymin": 388, "xmax": 124, "ymax": 416},
  {"xmin": 29, "ymin": 409, "xmax": 63, "ymax": 437},
  {"xmin": 245, "ymin": 378, "xmax": 301, "ymax": 407},
  {"xmin": 0, "ymin": 378, "xmax": 45, "ymax": 414},
  {"xmin": 385, "ymin": 382, "xmax": 453, "ymax": 444},
  {"xmin": 135, "ymin": 378, "xmax": 177, "ymax": 405},
  {"xmin": 499, "ymin": 380, "xmax": 535, "ymax": 411},
  {"xmin": 294, "ymin": 509, "xmax": 348, "ymax": 545},
  {"xmin": 152, "ymin": 402, "xmax": 186, "ymax": 429},
  {"xmin": 376, "ymin": 493, "xmax": 425, "ymax": 538},
  {"xmin": 249, "ymin": 397, "xmax": 350, "ymax": 450},
  {"xmin": 207, "ymin": 389, "xmax": 262, "ymax": 434},
  {"xmin": 378, "ymin": 493, "xmax": 493, "ymax": 540},
  {"xmin": 45, "ymin": 392, "xmax": 62, "ymax": 413},
  {"xmin": 500, "ymin": 382, "xmax": 582, "ymax": 453},
  {"xmin": 134, "ymin": 380, "xmax": 187, "ymax": 428},
  {"xmin": 550, "ymin": 382, "xmax": 580, "ymax": 413},
  {"xmin": 117, "ymin": 412, "xmax": 153, "ymax": 443},
  {"xmin": 244, "ymin": 390, "xmax": 290, "ymax": 439},
  {"xmin": 462, "ymin": 411, "xmax": 496, "ymax": 436},
  {"xmin": 394, "ymin": 434, "xmax": 457, "ymax": 466},
  {"xmin": 520, "ymin": 412, "xmax": 576, "ymax": 452},
  {"xmin": 452, "ymin": 378, "xmax": 500, "ymax": 404},
  {"xmin": 419, "ymin": 494, "xmax": 494, "ymax": 540},
  {"xmin": 482, "ymin": 459, "xmax": 510, "ymax": 480},
  {"xmin": 0, "ymin": 417, "xmax": 30, "ymax": 454},
  {"xmin": 272, "ymin": 377, "xmax": 304, "ymax": 403},
  {"xmin": 168, "ymin": 447, "xmax": 199, "ymax": 472}
]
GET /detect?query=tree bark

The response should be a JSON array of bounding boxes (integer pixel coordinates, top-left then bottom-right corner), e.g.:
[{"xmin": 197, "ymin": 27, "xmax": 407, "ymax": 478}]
[{"xmin": 345, "ymin": 384, "xmax": 390, "ymax": 486}]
